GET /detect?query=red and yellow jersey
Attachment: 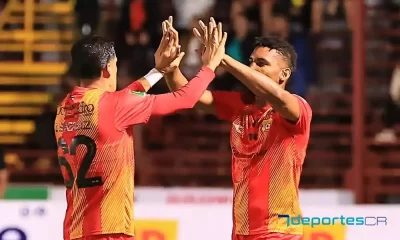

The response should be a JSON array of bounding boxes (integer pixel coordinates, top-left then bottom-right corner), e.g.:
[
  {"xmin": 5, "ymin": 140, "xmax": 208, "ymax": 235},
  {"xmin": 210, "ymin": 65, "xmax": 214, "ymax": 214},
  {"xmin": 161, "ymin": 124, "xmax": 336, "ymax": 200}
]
[
  {"xmin": 212, "ymin": 91, "xmax": 312, "ymax": 236},
  {"xmin": 54, "ymin": 67, "xmax": 215, "ymax": 240},
  {"xmin": 54, "ymin": 82, "xmax": 152, "ymax": 240}
]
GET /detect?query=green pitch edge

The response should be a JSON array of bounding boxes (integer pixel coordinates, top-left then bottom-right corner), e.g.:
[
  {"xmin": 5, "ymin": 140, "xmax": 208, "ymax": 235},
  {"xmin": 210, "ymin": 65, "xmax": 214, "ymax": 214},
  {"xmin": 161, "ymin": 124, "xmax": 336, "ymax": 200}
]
[{"xmin": 3, "ymin": 186, "xmax": 49, "ymax": 200}]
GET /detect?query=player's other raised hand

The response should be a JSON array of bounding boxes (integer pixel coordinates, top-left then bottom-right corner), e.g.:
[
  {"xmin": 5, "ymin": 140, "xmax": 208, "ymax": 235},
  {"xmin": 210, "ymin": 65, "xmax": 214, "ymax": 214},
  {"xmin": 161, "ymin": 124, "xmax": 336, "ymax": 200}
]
[
  {"xmin": 193, "ymin": 17, "xmax": 221, "ymax": 47},
  {"xmin": 199, "ymin": 18, "xmax": 227, "ymax": 71},
  {"xmin": 165, "ymin": 16, "xmax": 180, "ymax": 48},
  {"xmin": 154, "ymin": 19, "xmax": 185, "ymax": 74}
]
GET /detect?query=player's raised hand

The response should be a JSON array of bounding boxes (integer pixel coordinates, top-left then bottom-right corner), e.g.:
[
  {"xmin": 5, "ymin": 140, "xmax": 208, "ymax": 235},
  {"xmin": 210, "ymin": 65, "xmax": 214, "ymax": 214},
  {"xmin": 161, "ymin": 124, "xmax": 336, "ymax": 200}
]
[
  {"xmin": 154, "ymin": 20, "xmax": 185, "ymax": 73},
  {"xmin": 166, "ymin": 16, "xmax": 179, "ymax": 48},
  {"xmin": 193, "ymin": 17, "xmax": 217, "ymax": 45},
  {"xmin": 201, "ymin": 20, "xmax": 227, "ymax": 71}
]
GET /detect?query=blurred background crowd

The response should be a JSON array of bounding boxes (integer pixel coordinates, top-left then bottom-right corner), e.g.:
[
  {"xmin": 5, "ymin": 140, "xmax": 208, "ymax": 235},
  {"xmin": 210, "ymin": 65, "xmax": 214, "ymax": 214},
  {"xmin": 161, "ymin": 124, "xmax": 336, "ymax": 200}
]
[{"xmin": 0, "ymin": 0, "xmax": 399, "ymax": 203}]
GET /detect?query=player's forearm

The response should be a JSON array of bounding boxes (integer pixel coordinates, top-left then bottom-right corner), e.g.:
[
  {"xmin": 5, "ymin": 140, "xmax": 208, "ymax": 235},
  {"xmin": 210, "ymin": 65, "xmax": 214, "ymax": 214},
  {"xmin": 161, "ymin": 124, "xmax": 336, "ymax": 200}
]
[
  {"xmin": 165, "ymin": 69, "xmax": 216, "ymax": 113},
  {"xmin": 124, "ymin": 79, "xmax": 147, "ymax": 92},
  {"xmin": 151, "ymin": 66, "xmax": 215, "ymax": 115},
  {"xmin": 164, "ymin": 68, "xmax": 188, "ymax": 91},
  {"xmin": 124, "ymin": 68, "xmax": 164, "ymax": 92},
  {"xmin": 222, "ymin": 55, "xmax": 300, "ymax": 120},
  {"xmin": 222, "ymin": 55, "xmax": 287, "ymax": 104}
]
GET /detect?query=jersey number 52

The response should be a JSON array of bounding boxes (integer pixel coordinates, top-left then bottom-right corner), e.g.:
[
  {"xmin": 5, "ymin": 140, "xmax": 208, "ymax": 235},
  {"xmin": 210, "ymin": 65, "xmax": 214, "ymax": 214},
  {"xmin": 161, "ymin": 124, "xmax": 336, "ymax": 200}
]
[{"xmin": 57, "ymin": 135, "xmax": 103, "ymax": 189}]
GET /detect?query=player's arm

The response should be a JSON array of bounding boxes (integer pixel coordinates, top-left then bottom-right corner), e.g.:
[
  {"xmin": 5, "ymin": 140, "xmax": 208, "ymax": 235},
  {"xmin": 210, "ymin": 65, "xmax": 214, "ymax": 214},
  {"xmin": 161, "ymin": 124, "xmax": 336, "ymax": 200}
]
[
  {"xmin": 115, "ymin": 20, "xmax": 229, "ymax": 128},
  {"xmin": 165, "ymin": 69, "xmax": 215, "ymax": 114},
  {"xmin": 222, "ymin": 55, "xmax": 301, "ymax": 122},
  {"xmin": 164, "ymin": 17, "xmax": 244, "ymax": 117},
  {"xmin": 123, "ymin": 68, "xmax": 164, "ymax": 92},
  {"xmin": 115, "ymin": 66, "xmax": 216, "ymax": 129},
  {"xmin": 165, "ymin": 69, "xmax": 246, "ymax": 120}
]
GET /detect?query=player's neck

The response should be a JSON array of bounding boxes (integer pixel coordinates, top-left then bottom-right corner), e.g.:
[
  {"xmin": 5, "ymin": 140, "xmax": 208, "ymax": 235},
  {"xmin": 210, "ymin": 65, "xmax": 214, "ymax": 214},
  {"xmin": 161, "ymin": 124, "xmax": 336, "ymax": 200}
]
[
  {"xmin": 254, "ymin": 97, "xmax": 268, "ymax": 108},
  {"xmin": 80, "ymin": 79, "xmax": 106, "ymax": 90}
]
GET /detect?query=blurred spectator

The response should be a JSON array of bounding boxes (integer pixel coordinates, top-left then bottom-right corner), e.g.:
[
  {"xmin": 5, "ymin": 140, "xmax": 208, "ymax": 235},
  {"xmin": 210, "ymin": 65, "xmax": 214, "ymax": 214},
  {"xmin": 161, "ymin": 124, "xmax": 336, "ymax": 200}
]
[
  {"xmin": 145, "ymin": 0, "xmax": 176, "ymax": 50},
  {"xmin": 0, "ymin": 148, "xmax": 7, "ymax": 199},
  {"xmin": 32, "ymin": 69, "xmax": 77, "ymax": 150},
  {"xmin": 118, "ymin": 0, "xmax": 154, "ymax": 78},
  {"xmin": 179, "ymin": 18, "xmax": 204, "ymax": 78},
  {"xmin": 211, "ymin": 13, "xmax": 257, "ymax": 91},
  {"xmin": 324, "ymin": 0, "xmax": 353, "ymax": 30},
  {"xmin": 269, "ymin": 0, "xmax": 322, "ymax": 97},
  {"xmin": 75, "ymin": 0, "xmax": 100, "ymax": 36},
  {"xmin": 375, "ymin": 65, "xmax": 400, "ymax": 143},
  {"xmin": 210, "ymin": 0, "xmax": 233, "ymax": 28},
  {"xmin": 173, "ymin": 0, "xmax": 215, "ymax": 31},
  {"xmin": 0, "ymin": 0, "xmax": 7, "ymax": 12},
  {"xmin": 231, "ymin": 0, "xmax": 273, "ymax": 36},
  {"xmin": 374, "ymin": 0, "xmax": 400, "ymax": 143},
  {"xmin": 226, "ymin": 13, "xmax": 256, "ymax": 65}
]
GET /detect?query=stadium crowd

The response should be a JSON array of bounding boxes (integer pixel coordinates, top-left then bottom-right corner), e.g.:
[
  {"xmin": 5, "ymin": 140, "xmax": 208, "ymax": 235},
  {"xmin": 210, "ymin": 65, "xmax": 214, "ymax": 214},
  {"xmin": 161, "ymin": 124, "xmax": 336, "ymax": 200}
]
[{"xmin": 32, "ymin": 0, "xmax": 355, "ymax": 150}]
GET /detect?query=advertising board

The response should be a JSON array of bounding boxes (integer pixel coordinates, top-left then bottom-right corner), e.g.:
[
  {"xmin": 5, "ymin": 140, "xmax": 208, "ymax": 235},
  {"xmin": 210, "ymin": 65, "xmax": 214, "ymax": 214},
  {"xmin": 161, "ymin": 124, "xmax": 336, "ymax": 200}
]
[{"xmin": 0, "ymin": 202, "xmax": 398, "ymax": 240}]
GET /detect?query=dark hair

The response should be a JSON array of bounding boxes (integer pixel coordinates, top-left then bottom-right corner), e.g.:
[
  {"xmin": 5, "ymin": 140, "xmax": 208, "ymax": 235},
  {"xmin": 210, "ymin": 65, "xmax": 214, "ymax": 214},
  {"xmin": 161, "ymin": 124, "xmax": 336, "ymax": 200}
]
[
  {"xmin": 70, "ymin": 35, "xmax": 116, "ymax": 80},
  {"xmin": 254, "ymin": 36, "xmax": 297, "ymax": 72}
]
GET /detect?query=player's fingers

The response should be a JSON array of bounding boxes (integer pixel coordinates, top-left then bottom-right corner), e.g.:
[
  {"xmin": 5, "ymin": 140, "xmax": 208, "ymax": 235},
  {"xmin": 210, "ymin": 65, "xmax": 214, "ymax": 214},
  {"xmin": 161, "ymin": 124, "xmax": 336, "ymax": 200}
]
[
  {"xmin": 167, "ymin": 28, "xmax": 177, "ymax": 48},
  {"xmin": 218, "ymin": 22, "xmax": 223, "ymax": 42},
  {"xmin": 199, "ymin": 20, "xmax": 208, "ymax": 42},
  {"xmin": 211, "ymin": 17, "xmax": 217, "ymax": 29},
  {"xmin": 162, "ymin": 21, "xmax": 167, "ymax": 37},
  {"xmin": 158, "ymin": 23, "xmax": 169, "ymax": 52},
  {"xmin": 208, "ymin": 20, "xmax": 213, "ymax": 38},
  {"xmin": 219, "ymin": 32, "xmax": 228, "ymax": 46},
  {"xmin": 165, "ymin": 20, "xmax": 172, "ymax": 31},
  {"xmin": 193, "ymin": 28, "xmax": 203, "ymax": 41},
  {"xmin": 199, "ymin": 20, "xmax": 207, "ymax": 32},
  {"xmin": 158, "ymin": 21, "xmax": 166, "ymax": 48},
  {"xmin": 177, "ymin": 52, "xmax": 185, "ymax": 62},
  {"xmin": 169, "ymin": 46, "xmax": 177, "ymax": 57},
  {"xmin": 168, "ymin": 32, "xmax": 174, "ymax": 48},
  {"xmin": 168, "ymin": 15, "xmax": 173, "ymax": 25},
  {"xmin": 168, "ymin": 24, "xmax": 179, "ymax": 46},
  {"xmin": 170, "ymin": 51, "xmax": 185, "ymax": 68},
  {"xmin": 212, "ymin": 27, "xmax": 219, "ymax": 45}
]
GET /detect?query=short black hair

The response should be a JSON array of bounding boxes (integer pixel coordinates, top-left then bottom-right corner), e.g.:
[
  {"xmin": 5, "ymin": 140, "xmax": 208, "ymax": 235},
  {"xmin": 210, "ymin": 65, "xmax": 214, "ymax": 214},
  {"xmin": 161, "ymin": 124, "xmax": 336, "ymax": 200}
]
[
  {"xmin": 254, "ymin": 36, "xmax": 297, "ymax": 72},
  {"xmin": 70, "ymin": 35, "xmax": 116, "ymax": 80}
]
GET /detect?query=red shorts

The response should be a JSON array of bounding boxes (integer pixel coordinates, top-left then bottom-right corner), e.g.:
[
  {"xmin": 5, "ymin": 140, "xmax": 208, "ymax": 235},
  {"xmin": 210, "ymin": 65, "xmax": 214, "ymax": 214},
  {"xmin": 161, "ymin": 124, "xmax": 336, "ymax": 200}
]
[
  {"xmin": 233, "ymin": 233, "xmax": 303, "ymax": 240},
  {"xmin": 75, "ymin": 234, "xmax": 135, "ymax": 240}
]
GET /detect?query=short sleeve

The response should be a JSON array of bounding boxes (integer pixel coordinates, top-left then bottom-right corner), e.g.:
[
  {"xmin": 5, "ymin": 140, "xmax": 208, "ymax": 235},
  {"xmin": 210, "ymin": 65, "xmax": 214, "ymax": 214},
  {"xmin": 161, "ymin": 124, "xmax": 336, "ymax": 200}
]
[
  {"xmin": 280, "ymin": 95, "xmax": 312, "ymax": 133},
  {"xmin": 212, "ymin": 91, "xmax": 246, "ymax": 121},
  {"xmin": 123, "ymin": 80, "xmax": 145, "ymax": 92},
  {"xmin": 114, "ymin": 90, "xmax": 155, "ymax": 130}
]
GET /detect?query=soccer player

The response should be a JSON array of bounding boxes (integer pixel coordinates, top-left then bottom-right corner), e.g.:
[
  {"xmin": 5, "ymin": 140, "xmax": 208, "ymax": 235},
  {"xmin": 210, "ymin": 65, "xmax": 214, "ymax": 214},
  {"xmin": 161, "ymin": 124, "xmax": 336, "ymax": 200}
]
[
  {"xmin": 165, "ymin": 18, "xmax": 311, "ymax": 240},
  {"xmin": 54, "ymin": 23, "xmax": 227, "ymax": 240}
]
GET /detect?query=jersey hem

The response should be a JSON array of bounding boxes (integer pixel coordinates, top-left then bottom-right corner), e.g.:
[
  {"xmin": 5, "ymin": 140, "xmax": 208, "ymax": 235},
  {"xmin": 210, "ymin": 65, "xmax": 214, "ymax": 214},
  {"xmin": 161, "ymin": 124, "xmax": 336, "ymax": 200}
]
[
  {"xmin": 69, "ymin": 231, "xmax": 135, "ymax": 240},
  {"xmin": 235, "ymin": 229, "xmax": 303, "ymax": 236}
]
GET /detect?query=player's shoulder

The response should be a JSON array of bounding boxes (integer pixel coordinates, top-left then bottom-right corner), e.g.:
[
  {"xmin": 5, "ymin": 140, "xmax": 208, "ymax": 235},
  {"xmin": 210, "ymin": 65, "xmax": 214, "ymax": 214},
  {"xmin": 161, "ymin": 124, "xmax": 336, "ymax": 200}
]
[
  {"xmin": 292, "ymin": 94, "xmax": 312, "ymax": 111},
  {"xmin": 112, "ymin": 88, "xmax": 147, "ymax": 98},
  {"xmin": 292, "ymin": 94, "xmax": 309, "ymax": 105}
]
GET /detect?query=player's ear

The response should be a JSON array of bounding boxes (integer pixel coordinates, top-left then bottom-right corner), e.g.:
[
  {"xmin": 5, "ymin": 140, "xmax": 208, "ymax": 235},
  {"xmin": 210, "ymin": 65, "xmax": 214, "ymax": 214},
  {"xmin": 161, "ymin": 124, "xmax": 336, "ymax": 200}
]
[
  {"xmin": 102, "ymin": 64, "xmax": 111, "ymax": 79},
  {"xmin": 279, "ymin": 68, "xmax": 291, "ymax": 85}
]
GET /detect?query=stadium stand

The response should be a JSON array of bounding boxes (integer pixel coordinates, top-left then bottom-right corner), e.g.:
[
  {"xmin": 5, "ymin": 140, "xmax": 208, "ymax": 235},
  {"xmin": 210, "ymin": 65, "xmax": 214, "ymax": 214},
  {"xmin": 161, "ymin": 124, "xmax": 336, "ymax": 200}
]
[{"xmin": 0, "ymin": 0, "xmax": 73, "ymax": 144}]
